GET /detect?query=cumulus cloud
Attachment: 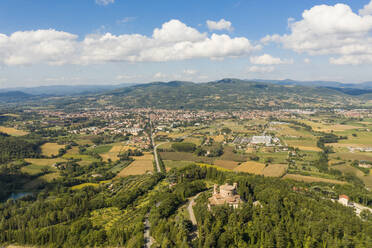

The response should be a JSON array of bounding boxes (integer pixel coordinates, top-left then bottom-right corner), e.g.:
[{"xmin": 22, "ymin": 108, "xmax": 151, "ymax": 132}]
[
  {"xmin": 359, "ymin": 0, "xmax": 372, "ymax": 16},
  {"xmin": 247, "ymin": 66, "xmax": 274, "ymax": 73},
  {"xmin": 0, "ymin": 19, "xmax": 260, "ymax": 66},
  {"xmin": 206, "ymin": 19, "xmax": 233, "ymax": 31},
  {"xmin": 262, "ymin": 3, "xmax": 372, "ymax": 65},
  {"xmin": 0, "ymin": 29, "xmax": 78, "ymax": 66},
  {"xmin": 250, "ymin": 54, "xmax": 293, "ymax": 65},
  {"xmin": 95, "ymin": 0, "xmax": 114, "ymax": 6}
]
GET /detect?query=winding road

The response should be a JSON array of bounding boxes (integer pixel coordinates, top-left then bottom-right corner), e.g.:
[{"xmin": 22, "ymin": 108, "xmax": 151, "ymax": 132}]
[
  {"xmin": 143, "ymin": 212, "xmax": 155, "ymax": 248},
  {"xmin": 187, "ymin": 192, "xmax": 203, "ymax": 240},
  {"xmin": 150, "ymin": 121, "xmax": 163, "ymax": 173}
]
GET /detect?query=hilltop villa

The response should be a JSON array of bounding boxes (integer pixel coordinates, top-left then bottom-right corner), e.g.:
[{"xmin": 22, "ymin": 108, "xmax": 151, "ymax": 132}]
[{"xmin": 208, "ymin": 183, "xmax": 243, "ymax": 210}]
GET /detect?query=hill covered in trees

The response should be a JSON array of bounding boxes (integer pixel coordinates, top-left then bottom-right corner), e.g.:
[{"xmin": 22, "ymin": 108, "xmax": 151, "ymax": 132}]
[
  {"xmin": 1, "ymin": 164, "xmax": 371, "ymax": 247},
  {"xmin": 2, "ymin": 79, "xmax": 372, "ymax": 111},
  {"xmin": 88, "ymin": 79, "xmax": 372, "ymax": 110}
]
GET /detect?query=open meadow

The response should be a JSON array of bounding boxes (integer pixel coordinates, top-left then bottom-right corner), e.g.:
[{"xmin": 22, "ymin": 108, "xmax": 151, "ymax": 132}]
[
  {"xmin": 283, "ymin": 174, "xmax": 347, "ymax": 185},
  {"xmin": 116, "ymin": 153, "xmax": 154, "ymax": 177},
  {"xmin": 99, "ymin": 144, "xmax": 135, "ymax": 162},
  {"xmin": 233, "ymin": 161, "xmax": 265, "ymax": 175},
  {"xmin": 41, "ymin": 143, "xmax": 65, "ymax": 157},
  {"xmin": 0, "ymin": 126, "xmax": 28, "ymax": 136}
]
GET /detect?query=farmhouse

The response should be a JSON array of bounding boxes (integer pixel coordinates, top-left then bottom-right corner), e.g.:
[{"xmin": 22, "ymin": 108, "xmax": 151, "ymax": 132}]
[
  {"xmin": 338, "ymin": 195, "xmax": 350, "ymax": 206},
  {"xmin": 208, "ymin": 183, "xmax": 243, "ymax": 209}
]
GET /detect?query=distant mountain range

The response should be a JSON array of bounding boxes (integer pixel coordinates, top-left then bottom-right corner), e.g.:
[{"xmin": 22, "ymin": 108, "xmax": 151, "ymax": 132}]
[
  {"xmin": 1, "ymin": 79, "xmax": 372, "ymax": 97},
  {"xmin": 1, "ymin": 79, "xmax": 372, "ymax": 109},
  {"xmin": 0, "ymin": 83, "xmax": 135, "ymax": 96},
  {"xmin": 250, "ymin": 79, "xmax": 372, "ymax": 89},
  {"xmin": 90, "ymin": 78, "xmax": 372, "ymax": 110},
  {"xmin": 0, "ymin": 91, "xmax": 34, "ymax": 103}
]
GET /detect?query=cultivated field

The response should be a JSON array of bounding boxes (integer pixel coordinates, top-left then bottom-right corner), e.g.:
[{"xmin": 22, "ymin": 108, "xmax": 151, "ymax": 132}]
[
  {"xmin": 160, "ymin": 151, "xmax": 214, "ymax": 164},
  {"xmin": 298, "ymin": 120, "xmax": 360, "ymax": 132},
  {"xmin": 63, "ymin": 147, "xmax": 100, "ymax": 165},
  {"xmin": 283, "ymin": 174, "xmax": 347, "ymax": 185},
  {"xmin": 329, "ymin": 152, "xmax": 372, "ymax": 162},
  {"xmin": 233, "ymin": 161, "xmax": 265, "ymax": 175},
  {"xmin": 41, "ymin": 143, "xmax": 65, "ymax": 157},
  {"xmin": 263, "ymin": 164, "xmax": 288, "ymax": 177},
  {"xmin": 333, "ymin": 164, "xmax": 372, "ymax": 189},
  {"xmin": 213, "ymin": 160, "xmax": 239, "ymax": 170},
  {"xmin": 100, "ymin": 144, "xmax": 134, "ymax": 162},
  {"xmin": 117, "ymin": 153, "xmax": 154, "ymax": 177},
  {"xmin": 164, "ymin": 160, "xmax": 195, "ymax": 170},
  {"xmin": 0, "ymin": 126, "xmax": 28, "ymax": 136},
  {"xmin": 211, "ymin": 135, "xmax": 224, "ymax": 142},
  {"xmin": 22, "ymin": 158, "xmax": 65, "ymax": 175},
  {"xmin": 24, "ymin": 158, "xmax": 66, "ymax": 167}
]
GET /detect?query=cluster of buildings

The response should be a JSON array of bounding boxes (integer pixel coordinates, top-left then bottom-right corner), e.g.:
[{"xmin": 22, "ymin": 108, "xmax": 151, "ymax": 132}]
[
  {"xmin": 208, "ymin": 183, "xmax": 243, "ymax": 209},
  {"xmin": 233, "ymin": 135, "xmax": 281, "ymax": 147},
  {"xmin": 336, "ymin": 109, "xmax": 372, "ymax": 118}
]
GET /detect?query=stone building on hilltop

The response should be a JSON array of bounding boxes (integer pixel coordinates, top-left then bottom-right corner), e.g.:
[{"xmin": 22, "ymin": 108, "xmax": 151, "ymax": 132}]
[{"xmin": 208, "ymin": 183, "xmax": 243, "ymax": 210}]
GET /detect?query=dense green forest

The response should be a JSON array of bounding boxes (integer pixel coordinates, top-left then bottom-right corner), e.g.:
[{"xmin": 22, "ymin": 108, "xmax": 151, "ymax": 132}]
[
  {"xmin": 0, "ymin": 133, "xmax": 42, "ymax": 164},
  {"xmin": 1, "ymin": 164, "xmax": 371, "ymax": 247}
]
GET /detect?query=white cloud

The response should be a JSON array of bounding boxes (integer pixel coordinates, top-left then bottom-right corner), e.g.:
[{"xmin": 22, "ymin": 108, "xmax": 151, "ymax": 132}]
[
  {"xmin": 262, "ymin": 3, "xmax": 372, "ymax": 65},
  {"xmin": 206, "ymin": 19, "xmax": 233, "ymax": 31},
  {"xmin": 0, "ymin": 29, "xmax": 78, "ymax": 66},
  {"xmin": 250, "ymin": 54, "xmax": 292, "ymax": 65},
  {"xmin": 0, "ymin": 19, "xmax": 260, "ymax": 66},
  {"xmin": 359, "ymin": 1, "xmax": 372, "ymax": 16},
  {"xmin": 153, "ymin": 19, "xmax": 206, "ymax": 43},
  {"xmin": 183, "ymin": 69, "xmax": 197, "ymax": 75},
  {"xmin": 247, "ymin": 66, "xmax": 274, "ymax": 73},
  {"xmin": 95, "ymin": 0, "xmax": 114, "ymax": 6}
]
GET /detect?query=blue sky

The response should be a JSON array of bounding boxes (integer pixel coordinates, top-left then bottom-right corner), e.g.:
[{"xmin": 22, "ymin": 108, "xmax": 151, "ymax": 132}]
[{"xmin": 1, "ymin": 0, "xmax": 372, "ymax": 87}]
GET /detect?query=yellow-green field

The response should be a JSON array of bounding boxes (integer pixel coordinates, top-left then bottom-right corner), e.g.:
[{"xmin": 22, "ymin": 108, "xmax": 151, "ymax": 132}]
[
  {"xmin": 117, "ymin": 153, "xmax": 154, "ymax": 177},
  {"xmin": 1, "ymin": 113, "xmax": 20, "ymax": 117},
  {"xmin": 22, "ymin": 158, "xmax": 65, "ymax": 175},
  {"xmin": 164, "ymin": 160, "xmax": 195, "ymax": 170},
  {"xmin": 283, "ymin": 174, "xmax": 347, "ymax": 185},
  {"xmin": 41, "ymin": 143, "xmax": 65, "ymax": 157},
  {"xmin": 197, "ymin": 163, "xmax": 230, "ymax": 172},
  {"xmin": 24, "ymin": 158, "xmax": 66, "ymax": 167},
  {"xmin": 63, "ymin": 147, "xmax": 100, "ymax": 165},
  {"xmin": 233, "ymin": 161, "xmax": 265, "ymax": 175},
  {"xmin": 333, "ymin": 164, "xmax": 372, "ymax": 189},
  {"xmin": 336, "ymin": 130, "xmax": 372, "ymax": 145},
  {"xmin": 213, "ymin": 160, "xmax": 239, "ymax": 170},
  {"xmin": 298, "ymin": 120, "xmax": 360, "ymax": 132},
  {"xmin": 263, "ymin": 164, "xmax": 288, "ymax": 177},
  {"xmin": 0, "ymin": 126, "xmax": 28, "ymax": 136},
  {"xmin": 211, "ymin": 135, "xmax": 225, "ymax": 142},
  {"xmin": 100, "ymin": 144, "xmax": 135, "ymax": 162},
  {"xmin": 71, "ymin": 183, "xmax": 99, "ymax": 190}
]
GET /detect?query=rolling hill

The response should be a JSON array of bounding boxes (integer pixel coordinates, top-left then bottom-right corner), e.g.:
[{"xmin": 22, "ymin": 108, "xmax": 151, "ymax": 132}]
[{"xmin": 94, "ymin": 78, "xmax": 371, "ymax": 110}]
